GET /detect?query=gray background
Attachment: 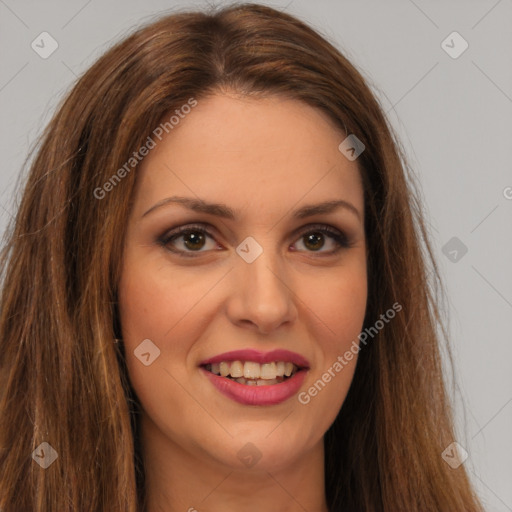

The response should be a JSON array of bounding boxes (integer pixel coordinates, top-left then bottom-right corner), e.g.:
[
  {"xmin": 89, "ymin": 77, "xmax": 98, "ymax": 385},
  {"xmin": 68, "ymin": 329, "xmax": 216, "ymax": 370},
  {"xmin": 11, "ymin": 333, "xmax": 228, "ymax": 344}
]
[{"xmin": 1, "ymin": 0, "xmax": 511, "ymax": 510}]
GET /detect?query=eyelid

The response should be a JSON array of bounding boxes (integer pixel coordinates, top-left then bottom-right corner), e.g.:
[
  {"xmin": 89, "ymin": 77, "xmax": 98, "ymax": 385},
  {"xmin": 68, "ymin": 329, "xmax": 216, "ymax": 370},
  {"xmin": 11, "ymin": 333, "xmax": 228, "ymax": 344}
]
[{"xmin": 157, "ymin": 221, "xmax": 352, "ymax": 257}]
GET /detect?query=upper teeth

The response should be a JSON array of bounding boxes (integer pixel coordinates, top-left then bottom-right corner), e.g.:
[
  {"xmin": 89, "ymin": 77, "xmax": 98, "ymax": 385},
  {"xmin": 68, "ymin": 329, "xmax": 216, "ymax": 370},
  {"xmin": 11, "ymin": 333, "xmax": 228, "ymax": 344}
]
[{"xmin": 208, "ymin": 361, "xmax": 297, "ymax": 380}]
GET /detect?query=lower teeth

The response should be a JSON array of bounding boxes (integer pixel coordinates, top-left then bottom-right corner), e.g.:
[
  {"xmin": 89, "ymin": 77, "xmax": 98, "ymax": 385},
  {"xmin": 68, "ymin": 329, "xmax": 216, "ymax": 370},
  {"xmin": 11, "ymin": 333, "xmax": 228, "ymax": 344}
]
[{"xmin": 226, "ymin": 375, "xmax": 288, "ymax": 386}]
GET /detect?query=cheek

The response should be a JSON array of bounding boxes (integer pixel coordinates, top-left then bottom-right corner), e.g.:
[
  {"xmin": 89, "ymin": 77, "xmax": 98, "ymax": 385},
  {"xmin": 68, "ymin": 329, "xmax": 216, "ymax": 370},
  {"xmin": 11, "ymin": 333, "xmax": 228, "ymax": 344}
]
[
  {"xmin": 314, "ymin": 262, "xmax": 368, "ymax": 348},
  {"xmin": 117, "ymin": 263, "xmax": 201, "ymax": 430},
  {"xmin": 118, "ymin": 261, "xmax": 211, "ymax": 345},
  {"xmin": 118, "ymin": 258, "xmax": 223, "ymax": 404},
  {"xmin": 297, "ymin": 264, "xmax": 367, "ymax": 418},
  {"xmin": 327, "ymin": 278, "xmax": 366, "ymax": 328}
]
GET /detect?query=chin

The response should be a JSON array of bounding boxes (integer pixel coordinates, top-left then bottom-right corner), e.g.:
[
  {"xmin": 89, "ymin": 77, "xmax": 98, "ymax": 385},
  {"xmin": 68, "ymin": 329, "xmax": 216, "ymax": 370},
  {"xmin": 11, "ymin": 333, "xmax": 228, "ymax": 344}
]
[{"xmin": 202, "ymin": 425, "xmax": 318, "ymax": 474}]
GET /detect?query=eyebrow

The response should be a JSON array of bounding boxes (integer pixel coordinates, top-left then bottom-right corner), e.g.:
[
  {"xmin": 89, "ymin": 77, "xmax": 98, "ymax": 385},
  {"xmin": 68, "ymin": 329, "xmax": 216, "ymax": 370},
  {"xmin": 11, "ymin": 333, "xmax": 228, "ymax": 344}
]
[{"xmin": 142, "ymin": 196, "xmax": 361, "ymax": 221}]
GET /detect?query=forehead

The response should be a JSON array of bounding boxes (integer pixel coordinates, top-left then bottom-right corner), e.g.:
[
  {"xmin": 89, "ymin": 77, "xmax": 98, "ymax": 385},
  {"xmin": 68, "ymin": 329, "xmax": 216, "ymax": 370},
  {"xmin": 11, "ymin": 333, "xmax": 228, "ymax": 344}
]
[{"xmin": 133, "ymin": 93, "xmax": 364, "ymax": 219}]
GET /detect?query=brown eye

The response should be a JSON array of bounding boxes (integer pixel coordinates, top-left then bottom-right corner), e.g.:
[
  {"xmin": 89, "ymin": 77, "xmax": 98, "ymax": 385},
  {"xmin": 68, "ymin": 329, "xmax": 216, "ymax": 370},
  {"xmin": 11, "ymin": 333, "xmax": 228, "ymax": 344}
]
[
  {"xmin": 302, "ymin": 232, "xmax": 325, "ymax": 251},
  {"xmin": 159, "ymin": 225, "xmax": 218, "ymax": 256},
  {"xmin": 293, "ymin": 225, "xmax": 349, "ymax": 254},
  {"xmin": 180, "ymin": 231, "xmax": 207, "ymax": 251}
]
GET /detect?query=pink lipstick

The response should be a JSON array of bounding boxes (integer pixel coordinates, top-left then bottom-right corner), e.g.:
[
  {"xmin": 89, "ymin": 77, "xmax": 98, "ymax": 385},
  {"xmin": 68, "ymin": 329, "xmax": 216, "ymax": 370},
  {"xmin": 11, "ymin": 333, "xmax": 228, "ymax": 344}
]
[{"xmin": 199, "ymin": 349, "xmax": 310, "ymax": 406}]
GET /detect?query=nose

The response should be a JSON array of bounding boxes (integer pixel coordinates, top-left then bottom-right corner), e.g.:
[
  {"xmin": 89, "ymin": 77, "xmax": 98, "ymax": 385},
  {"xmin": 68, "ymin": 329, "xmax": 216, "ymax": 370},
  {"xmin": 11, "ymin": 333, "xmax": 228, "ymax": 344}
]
[{"xmin": 226, "ymin": 248, "xmax": 298, "ymax": 335}]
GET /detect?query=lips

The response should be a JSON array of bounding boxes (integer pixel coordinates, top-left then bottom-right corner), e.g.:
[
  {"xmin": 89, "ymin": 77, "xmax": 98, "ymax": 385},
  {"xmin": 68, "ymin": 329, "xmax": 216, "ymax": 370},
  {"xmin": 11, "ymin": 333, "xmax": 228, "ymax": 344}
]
[{"xmin": 199, "ymin": 349, "xmax": 310, "ymax": 406}]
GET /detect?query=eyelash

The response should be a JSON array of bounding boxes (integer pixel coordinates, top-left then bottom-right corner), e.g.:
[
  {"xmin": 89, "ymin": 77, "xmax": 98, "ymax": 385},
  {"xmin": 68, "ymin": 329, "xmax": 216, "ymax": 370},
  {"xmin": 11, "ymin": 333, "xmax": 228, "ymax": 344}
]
[{"xmin": 157, "ymin": 222, "xmax": 351, "ymax": 258}]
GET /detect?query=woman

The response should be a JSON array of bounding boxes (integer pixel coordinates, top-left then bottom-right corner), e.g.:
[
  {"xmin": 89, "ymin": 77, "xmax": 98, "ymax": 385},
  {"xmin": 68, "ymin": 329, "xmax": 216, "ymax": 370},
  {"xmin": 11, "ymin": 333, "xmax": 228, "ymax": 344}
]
[{"xmin": 0, "ymin": 3, "xmax": 483, "ymax": 511}]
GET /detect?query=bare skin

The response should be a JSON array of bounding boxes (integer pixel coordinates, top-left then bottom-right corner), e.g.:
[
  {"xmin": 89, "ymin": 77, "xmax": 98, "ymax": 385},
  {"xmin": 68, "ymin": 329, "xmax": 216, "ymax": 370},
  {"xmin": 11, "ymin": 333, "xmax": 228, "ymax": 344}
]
[{"xmin": 118, "ymin": 93, "xmax": 367, "ymax": 512}]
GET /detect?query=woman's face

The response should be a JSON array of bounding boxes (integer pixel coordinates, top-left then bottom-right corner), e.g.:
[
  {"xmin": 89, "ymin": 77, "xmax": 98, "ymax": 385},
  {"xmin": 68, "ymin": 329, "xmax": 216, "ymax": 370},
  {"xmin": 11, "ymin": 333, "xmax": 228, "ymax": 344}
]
[{"xmin": 118, "ymin": 93, "xmax": 367, "ymax": 473}]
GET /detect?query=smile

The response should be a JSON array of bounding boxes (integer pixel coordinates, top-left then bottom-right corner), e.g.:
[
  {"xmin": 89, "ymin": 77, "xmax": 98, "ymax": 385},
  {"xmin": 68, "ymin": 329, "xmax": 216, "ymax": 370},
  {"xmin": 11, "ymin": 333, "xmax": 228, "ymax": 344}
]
[
  {"xmin": 200, "ymin": 349, "xmax": 309, "ymax": 405},
  {"xmin": 204, "ymin": 360, "xmax": 299, "ymax": 385}
]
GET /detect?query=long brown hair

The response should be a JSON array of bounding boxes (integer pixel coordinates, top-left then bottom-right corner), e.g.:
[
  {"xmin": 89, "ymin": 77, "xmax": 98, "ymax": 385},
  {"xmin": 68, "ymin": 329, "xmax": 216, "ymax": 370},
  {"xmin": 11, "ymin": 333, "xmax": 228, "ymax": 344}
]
[{"xmin": 0, "ymin": 3, "xmax": 482, "ymax": 511}]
